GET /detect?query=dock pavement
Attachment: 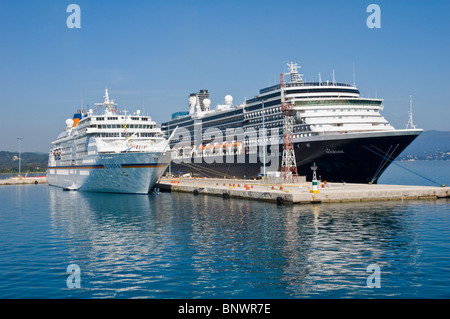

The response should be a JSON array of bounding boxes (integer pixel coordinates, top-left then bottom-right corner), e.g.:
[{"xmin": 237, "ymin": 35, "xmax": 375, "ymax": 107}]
[
  {"xmin": 0, "ymin": 176, "xmax": 47, "ymax": 186},
  {"xmin": 156, "ymin": 177, "xmax": 450, "ymax": 204}
]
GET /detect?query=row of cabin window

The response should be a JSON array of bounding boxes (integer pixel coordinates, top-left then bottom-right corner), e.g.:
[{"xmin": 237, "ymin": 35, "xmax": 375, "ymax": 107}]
[
  {"xmin": 91, "ymin": 124, "xmax": 156, "ymax": 129},
  {"xmin": 96, "ymin": 117, "xmax": 148, "ymax": 121},
  {"xmin": 96, "ymin": 132, "xmax": 158, "ymax": 138}
]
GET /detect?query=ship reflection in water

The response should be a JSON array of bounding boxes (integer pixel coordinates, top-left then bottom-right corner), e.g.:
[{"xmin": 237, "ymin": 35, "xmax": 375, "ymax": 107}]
[{"xmin": 48, "ymin": 185, "xmax": 447, "ymax": 298}]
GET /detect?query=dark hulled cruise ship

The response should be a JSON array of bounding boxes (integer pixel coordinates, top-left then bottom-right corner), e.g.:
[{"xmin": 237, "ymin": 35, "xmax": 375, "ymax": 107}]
[{"xmin": 161, "ymin": 63, "xmax": 422, "ymax": 183}]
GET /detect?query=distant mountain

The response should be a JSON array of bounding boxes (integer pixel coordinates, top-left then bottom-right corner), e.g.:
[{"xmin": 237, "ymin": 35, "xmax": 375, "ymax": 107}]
[
  {"xmin": 0, "ymin": 151, "xmax": 48, "ymax": 173},
  {"xmin": 398, "ymin": 130, "xmax": 450, "ymax": 160}
]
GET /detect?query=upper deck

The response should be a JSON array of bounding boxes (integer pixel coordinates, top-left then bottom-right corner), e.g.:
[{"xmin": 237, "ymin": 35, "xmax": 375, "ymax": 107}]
[
  {"xmin": 259, "ymin": 81, "xmax": 354, "ymax": 94},
  {"xmin": 51, "ymin": 89, "xmax": 165, "ymax": 145}
]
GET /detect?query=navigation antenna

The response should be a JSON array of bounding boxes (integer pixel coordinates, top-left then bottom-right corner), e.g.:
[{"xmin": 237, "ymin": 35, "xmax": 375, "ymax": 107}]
[
  {"xmin": 80, "ymin": 88, "xmax": 83, "ymax": 111},
  {"xmin": 280, "ymin": 65, "xmax": 299, "ymax": 183},
  {"xmin": 406, "ymin": 95, "xmax": 416, "ymax": 129},
  {"xmin": 353, "ymin": 62, "xmax": 356, "ymax": 87},
  {"xmin": 286, "ymin": 62, "xmax": 303, "ymax": 83},
  {"xmin": 95, "ymin": 88, "xmax": 117, "ymax": 111}
]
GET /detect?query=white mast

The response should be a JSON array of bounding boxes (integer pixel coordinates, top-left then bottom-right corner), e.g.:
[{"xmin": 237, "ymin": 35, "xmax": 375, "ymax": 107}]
[
  {"xmin": 286, "ymin": 62, "xmax": 303, "ymax": 83},
  {"xmin": 353, "ymin": 62, "xmax": 356, "ymax": 87},
  {"xmin": 17, "ymin": 137, "xmax": 23, "ymax": 178},
  {"xmin": 406, "ymin": 95, "xmax": 416, "ymax": 129},
  {"xmin": 95, "ymin": 88, "xmax": 117, "ymax": 111}
]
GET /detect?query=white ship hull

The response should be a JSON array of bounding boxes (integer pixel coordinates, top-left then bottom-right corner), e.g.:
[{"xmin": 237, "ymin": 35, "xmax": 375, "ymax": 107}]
[{"xmin": 47, "ymin": 151, "xmax": 170, "ymax": 194}]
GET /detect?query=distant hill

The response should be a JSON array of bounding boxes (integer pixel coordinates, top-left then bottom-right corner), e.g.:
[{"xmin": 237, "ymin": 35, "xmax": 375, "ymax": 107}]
[
  {"xmin": 0, "ymin": 151, "xmax": 48, "ymax": 173},
  {"xmin": 398, "ymin": 130, "xmax": 450, "ymax": 160}
]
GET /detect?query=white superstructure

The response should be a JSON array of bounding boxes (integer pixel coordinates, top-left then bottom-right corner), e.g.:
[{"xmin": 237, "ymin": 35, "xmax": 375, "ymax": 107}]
[
  {"xmin": 47, "ymin": 89, "xmax": 171, "ymax": 194},
  {"xmin": 243, "ymin": 62, "xmax": 395, "ymax": 138}
]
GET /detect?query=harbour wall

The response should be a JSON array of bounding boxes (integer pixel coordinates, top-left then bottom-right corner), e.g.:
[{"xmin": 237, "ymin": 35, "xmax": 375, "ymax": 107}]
[
  {"xmin": 0, "ymin": 177, "xmax": 47, "ymax": 186},
  {"xmin": 156, "ymin": 177, "xmax": 450, "ymax": 204}
]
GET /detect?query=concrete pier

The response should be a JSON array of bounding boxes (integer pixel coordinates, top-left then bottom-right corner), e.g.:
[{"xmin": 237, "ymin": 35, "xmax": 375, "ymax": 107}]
[
  {"xmin": 0, "ymin": 176, "xmax": 47, "ymax": 186},
  {"xmin": 156, "ymin": 177, "xmax": 450, "ymax": 204}
]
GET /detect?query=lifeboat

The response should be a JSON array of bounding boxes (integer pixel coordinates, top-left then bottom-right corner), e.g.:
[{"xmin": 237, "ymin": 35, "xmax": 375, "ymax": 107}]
[
  {"xmin": 204, "ymin": 144, "xmax": 214, "ymax": 155},
  {"xmin": 183, "ymin": 146, "xmax": 192, "ymax": 157}
]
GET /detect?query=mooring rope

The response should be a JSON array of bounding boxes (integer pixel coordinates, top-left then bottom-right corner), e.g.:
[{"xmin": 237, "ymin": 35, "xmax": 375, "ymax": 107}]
[{"xmin": 363, "ymin": 145, "xmax": 444, "ymax": 187}]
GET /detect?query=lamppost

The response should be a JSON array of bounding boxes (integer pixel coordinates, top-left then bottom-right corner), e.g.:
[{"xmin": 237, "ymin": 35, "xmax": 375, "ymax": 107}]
[
  {"xmin": 262, "ymin": 100, "xmax": 266, "ymax": 177},
  {"xmin": 17, "ymin": 137, "xmax": 23, "ymax": 179},
  {"xmin": 168, "ymin": 125, "xmax": 171, "ymax": 177}
]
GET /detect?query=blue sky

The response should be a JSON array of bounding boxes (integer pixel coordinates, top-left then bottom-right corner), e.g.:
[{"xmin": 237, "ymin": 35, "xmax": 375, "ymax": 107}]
[{"xmin": 1, "ymin": 0, "xmax": 449, "ymax": 152}]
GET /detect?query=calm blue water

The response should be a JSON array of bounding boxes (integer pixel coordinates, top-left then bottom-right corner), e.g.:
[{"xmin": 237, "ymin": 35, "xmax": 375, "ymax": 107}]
[
  {"xmin": 0, "ymin": 161, "xmax": 449, "ymax": 299},
  {"xmin": 378, "ymin": 160, "xmax": 449, "ymax": 187}
]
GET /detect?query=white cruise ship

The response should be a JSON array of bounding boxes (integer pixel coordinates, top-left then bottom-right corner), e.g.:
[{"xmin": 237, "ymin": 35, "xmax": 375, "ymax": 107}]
[{"xmin": 47, "ymin": 89, "xmax": 171, "ymax": 194}]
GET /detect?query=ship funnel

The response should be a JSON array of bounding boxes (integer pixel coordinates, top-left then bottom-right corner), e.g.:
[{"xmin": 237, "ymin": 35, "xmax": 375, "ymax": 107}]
[{"xmin": 189, "ymin": 89, "xmax": 210, "ymax": 113}]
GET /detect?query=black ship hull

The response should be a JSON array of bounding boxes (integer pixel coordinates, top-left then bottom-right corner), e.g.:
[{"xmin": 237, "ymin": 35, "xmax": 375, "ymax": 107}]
[{"xmin": 167, "ymin": 130, "xmax": 421, "ymax": 183}]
